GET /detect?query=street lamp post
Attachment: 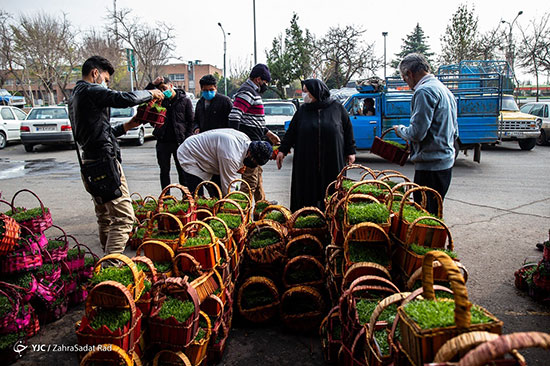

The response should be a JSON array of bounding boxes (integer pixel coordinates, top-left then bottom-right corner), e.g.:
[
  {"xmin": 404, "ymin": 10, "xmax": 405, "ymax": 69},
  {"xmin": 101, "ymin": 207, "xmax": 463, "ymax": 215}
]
[
  {"xmin": 382, "ymin": 32, "xmax": 388, "ymax": 80},
  {"xmin": 218, "ymin": 22, "xmax": 227, "ymax": 96},
  {"xmin": 501, "ymin": 10, "xmax": 523, "ymax": 73}
]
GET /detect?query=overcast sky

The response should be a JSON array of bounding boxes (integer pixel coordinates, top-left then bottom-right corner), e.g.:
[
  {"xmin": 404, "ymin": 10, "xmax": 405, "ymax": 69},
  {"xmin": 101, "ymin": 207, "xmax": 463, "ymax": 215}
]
[{"xmin": 3, "ymin": 0, "xmax": 550, "ymax": 82}]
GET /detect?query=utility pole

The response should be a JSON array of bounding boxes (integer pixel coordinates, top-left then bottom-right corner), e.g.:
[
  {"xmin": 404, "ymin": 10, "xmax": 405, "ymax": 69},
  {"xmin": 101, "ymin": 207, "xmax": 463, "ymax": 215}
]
[
  {"xmin": 253, "ymin": 0, "xmax": 257, "ymax": 65},
  {"xmin": 113, "ymin": 0, "xmax": 118, "ymax": 40},
  {"xmin": 218, "ymin": 22, "xmax": 228, "ymax": 96},
  {"xmin": 501, "ymin": 10, "xmax": 523, "ymax": 75},
  {"xmin": 382, "ymin": 32, "xmax": 388, "ymax": 80}
]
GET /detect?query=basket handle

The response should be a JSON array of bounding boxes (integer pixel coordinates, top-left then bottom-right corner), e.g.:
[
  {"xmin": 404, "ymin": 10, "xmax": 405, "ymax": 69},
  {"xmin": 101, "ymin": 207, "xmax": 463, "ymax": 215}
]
[
  {"xmin": 81, "ymin": 344, "xmax": 134, "ymax": 366},
  {"xmin": 375, "ymin": 169, "xmax": 405, "ymax": 178},
  {"xmin": 360, "ymin": 169, "xmax": 379, "ymax": 181},
  {"xmin": 433, "ymin": 331, "xmax": 500, "ymax": 363},
  {"xmin": 94, "ymin": 254, "xmax": 142, "ymax": 299},
  {"xmin": 344, "ymin": 179, "xmax": 393, "ymax": 209},
  {"xmin": 212, "ymin": 198, "xmax": 246, "ymax": 224},
  {"xmin": 149, "ymin": 212, "xmax": 184, "ymax": 242},
  {"xmin": 136, "ymin": 240, "xmax": 175, "ymax": 262},
  {"xmin": 404, "ymin": 215, "xmax": 453, "ymax": 250},
  {"xmin": 347, "ymin": 274, "xmax": 400, "ymax": 294},
  {"xmin": 406, "ymin": 260, "xmax": 469, "ymax": 290},
  {"xmin": 422, "ymin": 251, "xmax": 472, "ymax": 328},
  {"xmin": 0, "ymin": 198, "xmax": 14, "ymax": 211},
  {"xmin": 379, "ymin": 128, "xmax": 410, "ymax": 149},
  {"xmin": 259, "ymin": 205, "xmax": 291, "ymax": 222},
  {"xmin": 335, "ymin": 164, "xmax": 374, "ymax": 188},
  {"xmin": 390, "ymin": 182, "xmax": 423, "ymax": 206},
  {"xmin": 343, "ymin": 222, "xmax": 391, "ymax": 253},
  {"xmin": 399, "ymin": 186, "xmax": 443, "ymax": 218},
  {"xmin": 132, "ymin": 256, "xmax": 158, "ymax": 283},
  {"xmin": 85, "ymin": 280, "xmax": 137, "ymax": 324},
  {"xmin": 202, "ymin": 216, "xmax": 230, "ymax": 240},
  {"xmin": 367, "ymin": 292, "xmax": 411, "ymax": 342},
  {"xmin": 283, "ymin": 255, "xmax": 324, "ymax": 286},
  {"xmin": 247, "ymin": 219, "xmax": 285, "ymax": 242},
  {"xmin": 458, "ymin": 332, "xmax": 550, "ymax": 366},
  {"xmin": 152, "ymin": 350, "xmax": 192, "ymax": 366},
  {"xmin": 227, "ymin": 178, "xmax": 252, "ymax": 199},
  {"xmin": 130, "ymin": 192, "xmax": 144, "ymax": 203},
  {"xmin": 225, "ymin": 190, "xmax": 252, "ymax": 211},
  {"xmin": 10, "ymin": 188, "xmax": 47, "ymax": 215},
  {"xmin": 194, "ymin": 180, "xmax": 223, "ymax": 200},
  {"xmin": 173, "ymin": 252, "xmax": 203, "ymax": 277},
  {"xmin": 158, "ymin": 183, "xmax": 194, "ymax": 205},
  {"xmin": 181, "ymin": 220, "xmax": 216, "ymax": 245},
  {"xmin": 286, "ymin": 234, "xmax": 323, "ymax": 257},
  {"xmin": 325, "ymin": 180, "xmax": 338, "ymax": 201},
  {"xmin": 288, "ymin": 206, "xmax": 327, "ymax": 228}
]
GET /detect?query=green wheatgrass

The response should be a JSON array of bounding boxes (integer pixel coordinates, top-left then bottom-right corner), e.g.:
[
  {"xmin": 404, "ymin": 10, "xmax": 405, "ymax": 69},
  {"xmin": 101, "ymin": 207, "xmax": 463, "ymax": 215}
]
[
  {"xmin": 183, "ymin": 236, "xmax": 212, "ymax": 247},
  {"xmin": 254, "ymin": 201, "xmax": 270, "ymax": 213},
  {"xmin": 264, "ymin": 210, "xmax": 285, "ymax": 223},
  {"xmin": 199, "ymin": 220, "xmax": 227, "ymax": 239},
  {"xmin": 403, "ymin": 300, "xmax": 493, "ymax": 329},
  {"xmin": 196, "ymin": 197, "xmax": 218, "ymax": 208},
  {"xmin": 226, "ymin": 192, "xmax": 247, "ymax": 201},
  {"xmin": 67, "ymin": 247, "xmax": 85, "ymax": 261},
  {"xmin": 348, "ymin": 242, "xmax": 389, "ymax": 266},
  {"xmin": 194, "ymin": 328, "xmax": 207, "ymax": 342},
  {"xmin": 157, "ymin": 296, "xmax": 195, "ymax": 323},
  {"xmin": 392, "ymin": 202, "xmax": 442, "ymax": 226},
  {"xmin": 0, "ymin": 295, "xmax": 12, "ymax": 318},
  {"xmin": 384, "ymin": 140, "xmax": 407, "ymax": 150},
  {"xmin": 216, "ymin": 213, "xmax": 242, "ymax": 229},
  {"xmin": 34, "ymin": 263, "xmax": 59, "ymax": 277},
  {"xmin": 0, "ymin": 331, "xmax": 26, "ymax": 350},
  {"xmin": 46, "ymin": 239, "xmax": 66, "ymax": 251},
  {"xmin": 150, "ymin": 231, "xmax": 180, "ymax": 240},
  {"xmin": 410, "ymin": 281, "xmax": 455, "ymax": 300},
  {"xmin": 90, "ymin": 266, "xmax": 134, "ymax": 287},
  {"xmin": 223, "ymin": 200, "xmax": 248, "ymax": 210},
  {"xmin": 347, "ymin": 202, "xmax": 390, "ymax": 225},
  {"xmin": 5, "ymin": 207, "xmax": 49, "ymax": 222},
  {"xmin": 409, "ymin": 243, "xmax": 457, "ymax": 259},
  {"xmin": 294, "ymin": 215, "xmax": 324, "ymax": 228},
  {"xmin": 342, "ymin": 180, "xmax": 384, "ymax": 197},
  {"xmin": 241, "ymin": 285, "xmax": 274, "ymax": 309},
  {"xmin": 166, "ymin": 202, "xmax": 190, "ymax": 214},
  {"xmin": 89, "ymin": 309, "xmax": 131, "ymax": 332},
  {"xmin": 287, "ymin": 269, "xmax": 320, "ymax": 284},
  {"xmin": 84, "ymin": 256, "xmax": 97, "ymax": 268},
  {"xmin": 154, "ymin": 261, "xmax": 172, "ymax": 273},
  {"xmin": 249, "ymin": 230, "xmax": 280, "ymax": 249},
  {"xmin": 4, "ymin": 272, "xmax": 34, "ymax": 290}
]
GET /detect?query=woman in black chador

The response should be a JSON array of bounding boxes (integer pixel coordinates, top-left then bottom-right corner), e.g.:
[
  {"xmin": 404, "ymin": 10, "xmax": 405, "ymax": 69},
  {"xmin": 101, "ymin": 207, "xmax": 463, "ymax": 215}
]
[{"xmin": 276, "ymin": 79, "xmax": 356, "ymax": 212}]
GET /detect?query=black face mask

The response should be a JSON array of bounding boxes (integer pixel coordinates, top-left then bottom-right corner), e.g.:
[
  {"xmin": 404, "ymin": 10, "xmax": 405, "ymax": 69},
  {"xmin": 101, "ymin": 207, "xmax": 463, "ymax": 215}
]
[
  {"xmin": 259, "ymin": 82, "xmax": 268, "ymax": 94},
  {"xmin": 243, "ymin": 156, "xmax": 258, "ymax": 168}
]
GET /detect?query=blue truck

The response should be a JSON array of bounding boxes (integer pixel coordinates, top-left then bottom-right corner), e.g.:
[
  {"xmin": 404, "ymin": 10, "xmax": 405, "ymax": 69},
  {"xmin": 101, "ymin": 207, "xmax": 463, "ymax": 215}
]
[
  {"xmin": 342, "ymin": 72, "xmax": 503, "ymax": 162},
  {"xmin": 0, "ymin": 89, "xmax": 26, "ymax": 107}
]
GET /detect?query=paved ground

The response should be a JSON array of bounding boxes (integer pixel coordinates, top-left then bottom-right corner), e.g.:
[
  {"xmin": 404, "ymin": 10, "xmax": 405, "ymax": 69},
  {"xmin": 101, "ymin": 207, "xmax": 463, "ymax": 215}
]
[{"xmin": 0, "ymin": 138, "xmax": 549, "ymax": 365}]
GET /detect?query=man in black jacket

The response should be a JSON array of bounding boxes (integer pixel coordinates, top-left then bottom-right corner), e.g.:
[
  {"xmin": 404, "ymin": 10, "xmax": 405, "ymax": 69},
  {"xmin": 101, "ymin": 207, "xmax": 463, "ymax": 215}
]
[
  {"xmin": 193, "ymin": 74, "xmax": 232, "ymax": 133},
  {"xmin": 147, "ymin": 76, "xmax": 194, "ymax": 190},
  {"xmin": 69, "ymin": 55, "xmax": 164, "ymax": 257}
]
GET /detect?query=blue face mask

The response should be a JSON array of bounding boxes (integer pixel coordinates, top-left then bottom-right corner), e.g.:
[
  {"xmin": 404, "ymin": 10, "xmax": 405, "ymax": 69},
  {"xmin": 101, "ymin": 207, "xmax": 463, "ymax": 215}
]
[
  {"xmin": 163, "ymin": 89, "xmax": 173, "ymax": 98},
  {"xmin": 202, "ymin": 90, "xmax": 216, "ymax": 101}
]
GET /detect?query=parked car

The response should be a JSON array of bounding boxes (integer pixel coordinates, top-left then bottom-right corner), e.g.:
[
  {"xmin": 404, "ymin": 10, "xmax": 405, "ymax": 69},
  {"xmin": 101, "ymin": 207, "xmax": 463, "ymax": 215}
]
[
  {"xmin": 498, "ymin": 95, "xmax": 539, "ymax": 151},
  {"xmin": 264, "ymin": 101, "xmax": 296, "ymax": 140},
  {"xmin": 20, "ymin": 106, "xmax": 73, "ymax": 152},
  {"xmin": 0, "ymin": 89, "xmax": 25, "ymax": 107},
  {"xmin": 519, "ymin": 101, "xmax": 550, "ymax": 146},
  {"xmin": 110, "ymin": 106, "xmax": 153, "ymax": 146},
  {"xmin": 0, "ymin": 106, "xmax": 27, "ymax": 149}
]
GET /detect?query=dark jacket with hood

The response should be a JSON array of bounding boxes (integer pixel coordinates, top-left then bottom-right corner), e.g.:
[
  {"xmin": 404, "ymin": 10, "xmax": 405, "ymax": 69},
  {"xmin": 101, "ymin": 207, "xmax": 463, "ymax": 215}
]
[
  {"xmin": 279, "ymin": 79, "xmax": 356, "ymax": 212},
  {"xmin": 193, "ymin": 93, "xmax": 233, "ymax": 132},
  {"xmin": 145, "ymin": 84, "xmax": 194, "ymax": 144},
  {"xmin": 69, "ymin": 80, "xmax": 152, "ymax": 161}
]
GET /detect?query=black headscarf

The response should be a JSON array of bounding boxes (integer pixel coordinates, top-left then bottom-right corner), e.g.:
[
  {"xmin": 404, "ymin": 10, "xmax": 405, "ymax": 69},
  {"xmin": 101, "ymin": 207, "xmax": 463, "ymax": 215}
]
[{"xmin": 302, "ymin": 79, "xmax": 332, "ymax": 108}]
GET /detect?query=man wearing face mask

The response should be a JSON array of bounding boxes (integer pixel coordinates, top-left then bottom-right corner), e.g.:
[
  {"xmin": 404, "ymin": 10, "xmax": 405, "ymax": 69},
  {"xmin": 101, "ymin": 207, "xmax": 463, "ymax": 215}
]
[
  {"xmin": 69, "ymin": 55, "xmax": 164, "ymax": 258},
  {"xmin": 177, "ymin": 128, "xmax": 273, "ymax": 196},
  {"xmin": 193, "ymin": 74, "xmax": 233, "ymax": 133},
  {"xmin": 229, "ymin": 63, "xmax": 280, "ymax": 201},
  {"xmin": 146, "ymin": 76, "xmax": 194, "ymax": 190}
]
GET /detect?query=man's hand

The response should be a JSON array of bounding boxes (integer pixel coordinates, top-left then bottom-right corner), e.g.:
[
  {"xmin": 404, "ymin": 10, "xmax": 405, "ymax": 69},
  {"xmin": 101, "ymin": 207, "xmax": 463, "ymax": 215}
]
[
  {"xmin": 153, "ymin": 76, "xmax": 164, "ymax": 86},
  {"xmin": 150, "ymin": 89, "xmax": 164, "ymax": 101},
  {"xmin": 124, "ymin": 116, "xmax": 141, "ymax": 132},
  {"xmin": 266, "ymin": 130, "xmax": 281, "ymax": 145},
  {"xmin": 347, "ymin": 154, "xmax": 356, "ymax": 165},
  {"xmin": 276, "ymin": 151, "xmax": 285, "ymax": 170}
]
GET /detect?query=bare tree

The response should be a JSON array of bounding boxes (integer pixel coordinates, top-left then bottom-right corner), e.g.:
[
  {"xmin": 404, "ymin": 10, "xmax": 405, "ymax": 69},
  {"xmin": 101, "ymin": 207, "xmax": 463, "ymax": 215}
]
[
  {"xmin": 12, "ymin": 12, "xmax": 80, "ymax": 104},
  {"xmin": 517, "ymin": 13, "xmax": 550, "ymax": 101},
  {"xmin": 439, "ymin": 4, "xmax": 481, "ymax": 64},
  {"xmin": 107, "ymin": 8, "xmax": 175, "ymax": 89},
  {"xmin": 314, "ymin": 25, "xmax": 382, "ymax": 89}
]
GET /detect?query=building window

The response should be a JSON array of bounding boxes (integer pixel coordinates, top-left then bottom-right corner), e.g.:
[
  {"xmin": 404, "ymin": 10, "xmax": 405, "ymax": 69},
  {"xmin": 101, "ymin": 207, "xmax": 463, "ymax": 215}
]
[{"xmin": 168, "ymin": 73, "xmax": 185, "ymax": 82}]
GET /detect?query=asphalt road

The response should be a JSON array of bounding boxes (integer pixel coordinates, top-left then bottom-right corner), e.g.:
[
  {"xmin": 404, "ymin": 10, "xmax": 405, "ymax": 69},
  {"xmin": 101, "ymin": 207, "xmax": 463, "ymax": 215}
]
[{"xmin": 0, "ymin": 138, "xmax": 549, "ymax": 365}]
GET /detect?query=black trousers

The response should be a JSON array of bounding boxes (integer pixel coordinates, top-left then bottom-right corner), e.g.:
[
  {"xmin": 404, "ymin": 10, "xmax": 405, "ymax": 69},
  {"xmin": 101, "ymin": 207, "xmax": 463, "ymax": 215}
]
[
  {"xmin": 413, "ymin": 168, "xmax": 453, "ymax": 215},
  {"xmin": 182, "ymin": 170, "xmax": 204, "ymax": 196},
  {"xmin": 156, "ymin": 141, "xmax": 185, "ymax": 189}
]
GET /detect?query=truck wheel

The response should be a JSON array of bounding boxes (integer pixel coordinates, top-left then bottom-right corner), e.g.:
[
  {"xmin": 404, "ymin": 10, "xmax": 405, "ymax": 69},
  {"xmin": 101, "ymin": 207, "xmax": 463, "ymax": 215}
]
[
  {"xmin": 536, "ymin": 130, "xmax": 549, "ymax": 146},
  {"xmin": 135, "ymin": 128, "xmax": 145, "ymax": 146},
  {"xmin": 24, "ymin": 144, "xmax": 34, "ymax": 152},
  {"xmin": 0, "ymin": 132, "xmax": 6, "ymax": 149},
  {"xmin": 518, "ymin": 138, "xmax": 536, "ymax": 151}
]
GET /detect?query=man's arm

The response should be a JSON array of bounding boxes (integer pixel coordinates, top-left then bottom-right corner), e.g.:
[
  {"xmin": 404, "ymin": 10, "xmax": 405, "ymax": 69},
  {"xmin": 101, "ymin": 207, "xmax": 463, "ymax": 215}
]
[
  {"xmin": 395, "ymin": 90, "xmax": 435, "ymax": 142},
  {"xmin": 218, "ymin": 157, "xmax": 242, "ymax": 195},
  {"xmin": 228, "ymin": 92, "xmax": 251, "ymax": 130}
]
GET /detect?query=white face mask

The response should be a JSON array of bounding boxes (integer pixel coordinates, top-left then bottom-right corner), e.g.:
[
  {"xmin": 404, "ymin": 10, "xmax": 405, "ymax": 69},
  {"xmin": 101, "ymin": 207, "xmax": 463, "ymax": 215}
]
[
  {"xmin": 303, "ymin": 92, "xmax": 313, "ymax": 104},
  {"xmin": 94, "ymin": 71, "xmax": 108, "ymax": 89}
]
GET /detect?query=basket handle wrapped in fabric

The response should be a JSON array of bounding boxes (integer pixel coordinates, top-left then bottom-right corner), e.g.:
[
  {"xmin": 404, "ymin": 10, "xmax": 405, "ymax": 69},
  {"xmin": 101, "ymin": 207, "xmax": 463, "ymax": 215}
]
[
  {"xmin": 152, "ymin": 349, "xmax": 192, "ymax": 366},
  {"xmin": 80, "ymin": 343, "xmax": 135, "ymax": 366},
  {"xmin": 93, "ymin": 253, "xmax": 144, "ymax": 301},
  {"xmin": 212, "ymin": 199, "xmax": 246, "ymax": 224},
  {"xmin": 399, "ymin": 186, "xmax": 443, "ymax": 219},
  {"xmin": 458, "ymin": 331, "xmax": 550, "ymax": 366},
  {"xmin": 194, "ymin": 180, "xmax": 222, "ymax": 201},
  {"xmin": 344, "ymin": 179, "xmax": 394, "ymax": 210},
  {"xmin": 406, "ymin": 259, "xmax": 469, "ymax": 290},
  {"xmin": 226, "ymin": 178, "xmax": 252, "ymax": 200},
  {"xmin": 288, "ymin": 206, "xmax": 327, "ymax": 229},
  {"xmin": 136, "ymin": 240, "xmax": 175, "ymax": 265},
  {"xmin": 404, "ymin": 216, "xmax": 453, "ymax": 250}
]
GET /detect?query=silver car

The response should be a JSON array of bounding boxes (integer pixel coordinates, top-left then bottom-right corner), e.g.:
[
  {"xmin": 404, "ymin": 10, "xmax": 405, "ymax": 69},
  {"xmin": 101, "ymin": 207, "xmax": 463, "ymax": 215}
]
[
  {"xmin": 264, "ymin": 101, "xmax": 297, "ymax": 139},
  {"xmin": 20, "ymin": 106, "xmax": 73, "ymax": 152},
  {"xmin": 520, "ymin": 101, "xmax": 550, "ymax": 145},
  {"xmin": 0, "ymin": 106, "xmax": 27, "ymax": 149},
  {"xmin": 110, "ymin": 106, "xmax": 153, "ymax": 146}
]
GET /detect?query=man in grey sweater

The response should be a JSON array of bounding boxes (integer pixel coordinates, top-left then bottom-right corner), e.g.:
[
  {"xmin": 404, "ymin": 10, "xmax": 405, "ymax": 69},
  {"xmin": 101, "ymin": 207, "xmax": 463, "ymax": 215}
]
[{"xmin": 394, "ymin": 53, "xmax": 458, "ymax": 214}]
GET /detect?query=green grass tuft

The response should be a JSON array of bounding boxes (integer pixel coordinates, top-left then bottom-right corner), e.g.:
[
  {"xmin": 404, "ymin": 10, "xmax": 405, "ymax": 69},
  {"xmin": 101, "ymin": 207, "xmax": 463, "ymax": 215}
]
[
  {"xmin": 403, "ymin": 300, "xmax": 493, "ymax": 329},
  {"xmin": 89, "ymin": 309, "xmax": 131, "ymax": 332},
  {"xmin": 347, "ymin": 202, "xmax": 389, "ymax": 224},
  {"xmin": 294, "ymin": 215, "xmax": 324, "ymax": 228},
  {"xmin": 249, "ymin": 230, "xmax": 280, "ymax": 249},
  {"xmin": 157, "ymin": 296, "xmax": 195, "ymax": 323}
]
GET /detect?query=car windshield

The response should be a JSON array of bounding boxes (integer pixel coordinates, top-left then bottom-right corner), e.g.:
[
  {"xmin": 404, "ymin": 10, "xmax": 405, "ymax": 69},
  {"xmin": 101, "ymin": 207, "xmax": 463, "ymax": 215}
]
[
  {"xmin": 111, "ymin": 107, "xmax": 134, "ymax": 118},
  {"xmin": 501, "ymin": 97, "xmax": 519, "ymax": 112},
  {"xmin": 27, "ymin": 108, "xmax": 68, "ymax": 120},
  {"xmin": 264, "ymin": 104, "xmax": 295, "ymax": 116},
  {"xmin": 0, "ymin": 89, "xmax": 10, "ymax": 96}
]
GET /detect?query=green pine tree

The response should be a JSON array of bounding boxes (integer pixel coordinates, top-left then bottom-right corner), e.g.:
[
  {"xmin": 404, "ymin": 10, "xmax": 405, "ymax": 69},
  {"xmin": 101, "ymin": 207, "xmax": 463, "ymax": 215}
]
[{"xmin": 391, "ymin": 23, "xmax": 434, "ymax": 70}]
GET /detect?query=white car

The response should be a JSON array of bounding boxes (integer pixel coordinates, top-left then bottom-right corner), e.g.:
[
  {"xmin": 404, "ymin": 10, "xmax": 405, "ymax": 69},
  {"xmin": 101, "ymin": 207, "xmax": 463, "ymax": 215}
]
[
  {"xmin": 264, "ymin": 101, "xmax": 297, "ymax": 139},
  {"xmin": 20, "ymin": 106, "xmax": 73, "ymax": 152},
  {"xmin": 110, "ymin": 106, "xmax": 153, "ymax": 146},
  {"xmin": 0, "ymin": 106, "xmax": 27, "ymax": 149},
  {"xmin": 520, "ymin": 101, "xmax": 550, "ymax": 146}
]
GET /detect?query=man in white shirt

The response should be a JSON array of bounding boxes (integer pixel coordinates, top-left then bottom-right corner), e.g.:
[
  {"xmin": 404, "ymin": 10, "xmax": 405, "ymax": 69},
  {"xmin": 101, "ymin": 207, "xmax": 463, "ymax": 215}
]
[{"xmin": 177, "ymin": 128, "xmax": 273, "ymax": 194}]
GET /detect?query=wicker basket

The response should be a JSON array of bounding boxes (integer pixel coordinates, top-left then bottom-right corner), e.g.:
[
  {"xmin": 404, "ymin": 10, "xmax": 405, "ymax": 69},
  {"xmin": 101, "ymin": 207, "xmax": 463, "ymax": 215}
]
[
  {"xmin": 371, "ymin": 128, "xmax": 410, "ymax": 166},
  {"xmin": 394, "ymin": 216, "xmax": 455, "ymax": 277},
  {"xmin": 63, "ymin": 235, "xmax": 91, "ymax": 273},
  {"xmin": 136, "ymin": 240, "xmax": 175, "ymax": 277},
  {"xmin": 152, "ymin": 349, "xmax": 192, "ymax": 366},
  {"xmin": 143, "ymin": 212, "xmax": 184, "ymax": 251},
  {"xmin": 0, "ymin": 236, "xmax": 43, "ymax": 274},
  {"xmin": 237, "ymin": 276, "xmax": 280, "ymax": 323},
  {"xmin": 338, "ymin": 326, "xmax": 369, "ymax": 366},
  {"xmin": 430, "ymin": 331, "xmax": 501, "ymax": 364},
  {"xmin": 0, "ymin": 213, "xmax": 20, "ymax": 256},
  {"xmin": 178, "ymin": 220, "xmax": 221, "ymax": 270},
  {"xmin": 173, "ymin": 252, "xmax": 204, "ymax": 279},
  {"xmin": 282, "ymin": 255, "xmax": 325, "ymax": 289},
  {"xmin": 133, "ymin": 195, "xmax": 158, "ymax": 222},
  {"xmin": 212, "ymin": 198, "xmax": 247, "ymax": 249},
  {"xmin": 320, "ymin": 306, "xmax": 343, "ymax": 364},
  {"xmin": 259, "ymin": 204, "xmax": 293, "ymax": 227},
  {"xmin": 184, "ymin": 310, "xmax": 211, "ymax": 365},
  {"xmin": 334, "ymin": 164, "xmax": 375, "ymax": 200},
  {"xmin": 43, "ymin": 224, "xmax": 69, "ymax": 263},
  {"xmin": 200, "ymin": 294, "xmax": 224, "ymax": 335},
  {"xmin": 76, "ymin": 281, "xmax": 142, "ymax": 356},
  {"xmin": 253, "ymin": 199, "xmax": 271, "ymax": 221},
  {"xmin": 193, "ymin": 180, "xmax": 222, "ymax": 216},
  {"xmin": 326, "ymin": 245, "xmax": 344, "ymax": 304},
  {"xmin": 157, "ymin": 184, "xmax": 197, "ymax": 229},
  {"xmin": 245, "ymin": 220, "xmax": 286, "ymax": 266},
  {"xmin": 343, "ymin": 222, "xmax": 392, "ymax": 272},
  {"xmin": 136, "ymin": 100, "xmax": 166, "ymax": 127},
  {"xmin": 132, "ymin": 256, "xmax": 157, "ymax": 318},
  {"xmin": 9, "ymin": 189, "xmax": 53, "ymax": 233},
  {"xmin": 149, "ymin": 277, "xmax": 201, "ymax": 349},
  {"xmin": 202, "ymin": 215, "xmax": 234, "ymax": 255},
  {"xmin": 397, "ymin": 251, "xmax": 503, "ymax": 366},
  {"xmin": 80, "ymin": 343, "xmax": 141, "ymax": 366},
  {"xmin": 93, "ymin": 254, "xmax": 146, "ymax": 302},
  {"xmin": 288, "ymin": 206, "xmax": 329, "ymax": 243},
  {"xmin": 324, "ymin": 180, "xmax": 338, "ymax": 214},
  {"xmin": 406, "ymin": 260, "xmax": 469, "ymax": 291},
  {"xmin": 285, "ymin": 234, "xmax": 324, "ymax": 260},
  {"xmin": 190, "ymin": 268, "xmax": 225, "ymax": 304},
  {"xmin": 341, "ymin": 262, "xmax": 392, "ymax": 293},
  {"xmin": 280, "ymin": 285, "xmax": 325, "ymax": 333},
  {"xmin": 342, "ymin": 193, "xmax": 391, "ymax": 240},
  {"xmin": 343, "ymin": 179, "xmax": 394, "ymax": 212}
]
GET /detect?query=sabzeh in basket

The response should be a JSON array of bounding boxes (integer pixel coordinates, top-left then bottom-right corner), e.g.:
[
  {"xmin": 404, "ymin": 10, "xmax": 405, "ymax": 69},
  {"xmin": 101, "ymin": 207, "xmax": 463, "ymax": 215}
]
[
  {"xmin": 90, "ymin": 254, "xmax": 146, "ymax": 302},
  {"xmin": 288, "ymin": 206, "xmax": 330, "ymax": 243},
  {"xmin": 76, "ymin": 281, "xmax": 142, "ymax": 359},
  {"xmin": 333, "ymin": 164, "xmax": 376, "ymax": 201},
  {"xmin": 280, "ymin": 285, "xmax": 325, "ymax": 333},
  {"xmin": 396, "ymin": 251, "xmax": 502, "ymax": 366},
  {"xmin": 136, "ymin": 100, "xmax": 166, "ymax": 127},
  {"xmin": 342, "ymin": 186, "xmax": 393, "ymax": 239},
  {"xmin": 343, "ymin": 222, "xmax": 393, "ymax": 273},
  {"xmin": 132, "ymin": 256, "xmax": 158, "ymax": 319},
  {"xmin": 213, "ymin": 198, "xmax": 247, "ymax": 251},
  {"xmin": 282, "ymin": 255, "xmax": 325, "ymax": 289},
  {"xmin": 157, "ymin": 184, "xmax": 197, "ymax": 230},
  {"xmin": 237, "ymin": 275, "xmax": 280, "ymax": 323},
  {"xmin": 178, "ymin": 220, "xmax": 221, "ymax": 271},
  {"xmin": 148, "ymin": 277, "xmax": 200, "ymax": 349},
  {"xmin": 143, "ymin": 212, "xmax": 184, "ymax": 252},
  {"xmin": 245, "ymin": 219, "xmax": 286, "ymax": 267},
  {"xmin": 371, "ymin": 128, "xmax": 410, "ymax": 166},
  {"xmin": 225, "ymin": 178, "xmax": 254, "ymax": 221},
  {"xmin": 6, "ymin": 189, "xmax": 53, "ymax": 234},
  {"xmin": 194, "ymin": 180, "xmax": 222, "ymax": 218},
  {"xmin": 184, "ymin": 310, "xmax": 212, "ymax": 366},
  {"xmin": 131, "ymin": 194, "xmax": 158, "ymax": 222},
  {"xmin": 136, "ymin": 240, "xmax": 175, "ymax": 277}
]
